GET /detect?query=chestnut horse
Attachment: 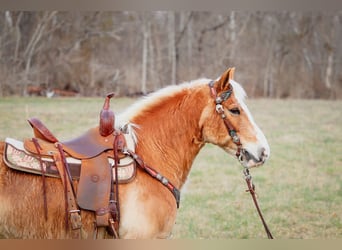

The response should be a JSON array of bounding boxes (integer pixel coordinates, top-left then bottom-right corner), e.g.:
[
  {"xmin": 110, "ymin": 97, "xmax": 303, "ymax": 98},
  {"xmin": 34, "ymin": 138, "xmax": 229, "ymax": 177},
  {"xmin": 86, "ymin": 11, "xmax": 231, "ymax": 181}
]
[{"xmin": 0, "ymin": 68, "xmax": 270, "ymax": 238}]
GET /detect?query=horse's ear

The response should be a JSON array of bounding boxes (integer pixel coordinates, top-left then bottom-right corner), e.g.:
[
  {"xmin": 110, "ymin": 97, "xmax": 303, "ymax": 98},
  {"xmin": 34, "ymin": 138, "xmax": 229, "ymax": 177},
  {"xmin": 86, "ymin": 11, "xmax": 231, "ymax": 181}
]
[{"xmin": 218, "ymin": 67, "xmax": 235, "ymax": 91}]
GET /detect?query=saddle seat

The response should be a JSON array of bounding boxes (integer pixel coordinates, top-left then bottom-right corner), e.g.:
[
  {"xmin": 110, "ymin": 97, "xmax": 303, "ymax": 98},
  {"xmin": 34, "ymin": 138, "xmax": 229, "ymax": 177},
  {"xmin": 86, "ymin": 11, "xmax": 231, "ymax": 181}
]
[{"xmin": 27, "ymin": 117, "xmax": 129, "ymax": 160}]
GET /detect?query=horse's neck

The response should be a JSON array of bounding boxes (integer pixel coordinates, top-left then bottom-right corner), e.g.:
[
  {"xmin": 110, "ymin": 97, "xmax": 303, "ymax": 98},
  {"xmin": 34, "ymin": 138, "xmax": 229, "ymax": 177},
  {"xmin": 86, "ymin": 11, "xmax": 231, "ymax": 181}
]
[{"xmin": 131, "ymin": 90, "xmax": 207, "ymax": 189}]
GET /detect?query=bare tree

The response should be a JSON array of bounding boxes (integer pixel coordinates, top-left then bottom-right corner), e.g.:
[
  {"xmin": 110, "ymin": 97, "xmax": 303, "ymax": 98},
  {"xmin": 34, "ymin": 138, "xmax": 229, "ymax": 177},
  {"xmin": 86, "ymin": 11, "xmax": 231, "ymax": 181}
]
[
  {"xmin": 168, "ymin": 12, "xmax": 177, "ymax": 86},
  {"xmin": 0, "ymin": 11, "xmax": 341, "ymax": 98},
  {"xmin": 141, "ymin": 13, "xmax": 149, "ymax": 94},
  {"xmin": 22, "ymin": 11, "xmax": 57, "ymax": 95}
]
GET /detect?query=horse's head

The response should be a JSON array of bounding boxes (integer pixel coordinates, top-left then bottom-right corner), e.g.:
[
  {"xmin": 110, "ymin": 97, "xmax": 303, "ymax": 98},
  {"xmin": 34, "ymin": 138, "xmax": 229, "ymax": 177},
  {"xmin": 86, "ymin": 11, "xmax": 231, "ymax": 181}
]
[{"xmin": 200, "ymin": 68, "xmax": 270, "ymax": 168}]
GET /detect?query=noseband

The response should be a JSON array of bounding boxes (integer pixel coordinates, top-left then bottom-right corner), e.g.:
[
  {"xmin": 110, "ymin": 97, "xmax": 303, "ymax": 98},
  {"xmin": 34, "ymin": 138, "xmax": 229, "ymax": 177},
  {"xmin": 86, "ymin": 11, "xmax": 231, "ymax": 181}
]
[{"xmin": 208, "ymin": 80, "xmax": 243, "ymax": 160}]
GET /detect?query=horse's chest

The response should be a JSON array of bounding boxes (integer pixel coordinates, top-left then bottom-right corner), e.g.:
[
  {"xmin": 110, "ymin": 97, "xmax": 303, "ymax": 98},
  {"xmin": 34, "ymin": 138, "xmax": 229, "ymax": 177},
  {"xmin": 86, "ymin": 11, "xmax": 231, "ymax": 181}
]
[{"xmin": 119, "ymin": 180, "xmax": 177, "ymax": 239}]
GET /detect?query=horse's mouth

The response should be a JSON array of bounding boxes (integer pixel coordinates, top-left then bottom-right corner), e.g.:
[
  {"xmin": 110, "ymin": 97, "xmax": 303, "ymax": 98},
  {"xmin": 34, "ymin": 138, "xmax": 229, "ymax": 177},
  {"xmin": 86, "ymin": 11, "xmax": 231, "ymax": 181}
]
[{"xmin": 239, "ymin": 149, "xmax": 266, "ymax": 168}]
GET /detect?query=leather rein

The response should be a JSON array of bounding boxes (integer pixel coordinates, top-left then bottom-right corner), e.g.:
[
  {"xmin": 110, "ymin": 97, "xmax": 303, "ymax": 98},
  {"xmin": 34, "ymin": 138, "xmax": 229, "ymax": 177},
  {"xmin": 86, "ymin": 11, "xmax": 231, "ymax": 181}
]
[{"xmin": 208, "ymin": 80, "xmax": 274, "ymax": 239}]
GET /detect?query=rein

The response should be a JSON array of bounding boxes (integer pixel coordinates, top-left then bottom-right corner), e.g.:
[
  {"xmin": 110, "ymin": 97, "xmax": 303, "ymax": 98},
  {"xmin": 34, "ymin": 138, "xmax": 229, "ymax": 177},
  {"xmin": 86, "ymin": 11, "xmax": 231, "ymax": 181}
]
[
  {"xmin": 243, "ymin": 168, "xmax": 274, "ymax": 239},
  {"xmin": 208, "ymin": 80, "xmax": 274, "ymax": 239}
]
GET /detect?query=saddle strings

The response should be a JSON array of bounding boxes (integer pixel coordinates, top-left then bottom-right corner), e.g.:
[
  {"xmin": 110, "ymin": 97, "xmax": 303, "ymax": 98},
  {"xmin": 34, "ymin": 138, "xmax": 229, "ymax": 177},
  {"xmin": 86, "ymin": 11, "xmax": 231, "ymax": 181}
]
[
  {"xmin": 56, "ymin": 143, "xmax": 73, "ymax": 231},
  {"xmin": 109, "ymin": 133, "xmax": 121, "ymax": 238}
]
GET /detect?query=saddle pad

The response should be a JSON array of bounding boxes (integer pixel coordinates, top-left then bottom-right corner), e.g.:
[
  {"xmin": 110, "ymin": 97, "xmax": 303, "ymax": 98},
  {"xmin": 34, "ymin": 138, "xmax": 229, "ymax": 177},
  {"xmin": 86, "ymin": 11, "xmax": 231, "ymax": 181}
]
[
  {"xmin": 3, "ymin": 138, "xmax": 81, "ymax": 179},
  {"xmin": 3, "ymin": 138, "xmax": 136, "ymax": 183}
]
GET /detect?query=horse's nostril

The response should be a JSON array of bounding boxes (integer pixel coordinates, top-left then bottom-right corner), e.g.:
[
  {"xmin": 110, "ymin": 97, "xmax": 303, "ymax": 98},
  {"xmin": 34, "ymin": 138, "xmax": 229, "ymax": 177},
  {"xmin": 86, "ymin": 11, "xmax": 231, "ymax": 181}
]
[{"xmin": 260, "ymin": 148, "xmax": 269, "ymax": 160}]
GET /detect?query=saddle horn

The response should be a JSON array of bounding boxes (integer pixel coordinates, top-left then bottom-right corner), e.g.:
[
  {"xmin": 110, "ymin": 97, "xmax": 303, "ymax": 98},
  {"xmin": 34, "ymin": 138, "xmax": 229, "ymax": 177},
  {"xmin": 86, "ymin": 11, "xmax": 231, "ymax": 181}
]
[{"xmin": 99, "ymin": 92, "xmax": 115, "ymax": 137}]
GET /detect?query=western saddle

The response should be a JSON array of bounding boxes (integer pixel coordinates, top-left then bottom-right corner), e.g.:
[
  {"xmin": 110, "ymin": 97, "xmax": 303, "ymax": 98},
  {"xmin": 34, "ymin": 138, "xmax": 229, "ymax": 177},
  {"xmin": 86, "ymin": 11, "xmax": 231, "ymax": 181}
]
[
  {"xmin": 3, "ymin": 92, "xmax": 181, "ymax": 239},
  {"xmin": 21, "ymin": 93, "xmax": 127, "ymax": 238}
]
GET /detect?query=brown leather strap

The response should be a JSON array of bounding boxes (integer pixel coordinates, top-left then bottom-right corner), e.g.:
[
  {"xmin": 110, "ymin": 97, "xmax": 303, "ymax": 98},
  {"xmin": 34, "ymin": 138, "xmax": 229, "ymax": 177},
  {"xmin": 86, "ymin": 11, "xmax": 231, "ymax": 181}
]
[
  {"xmin": 54, "ymin": 143, "xmax": 82, "ymax": 238},
  {"xmin": 244, "ymin": 168, "xmax": 274, "ymax": 239},
  {"xmin": 126, "ymin": 149, "xmax": 180, "ymax": 208},
  {"xmin": 106, "ymin": 132, "xmax": 122, "ymax": 238}
]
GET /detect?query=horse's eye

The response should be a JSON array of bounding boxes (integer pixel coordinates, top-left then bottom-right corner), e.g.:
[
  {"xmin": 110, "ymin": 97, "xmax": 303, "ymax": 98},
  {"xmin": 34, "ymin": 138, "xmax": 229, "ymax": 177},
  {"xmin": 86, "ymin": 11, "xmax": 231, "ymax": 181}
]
[{"xmin": 229, "ymin": 108, "xmax": 240, "ymax": 115}]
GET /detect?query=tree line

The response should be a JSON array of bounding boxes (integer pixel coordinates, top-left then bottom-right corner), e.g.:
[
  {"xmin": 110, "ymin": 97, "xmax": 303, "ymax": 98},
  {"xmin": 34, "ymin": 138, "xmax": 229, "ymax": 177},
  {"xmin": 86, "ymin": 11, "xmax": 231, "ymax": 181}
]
[{"xmin": 0, "ymin": 11, "xmax": 341, "ymax": 99}]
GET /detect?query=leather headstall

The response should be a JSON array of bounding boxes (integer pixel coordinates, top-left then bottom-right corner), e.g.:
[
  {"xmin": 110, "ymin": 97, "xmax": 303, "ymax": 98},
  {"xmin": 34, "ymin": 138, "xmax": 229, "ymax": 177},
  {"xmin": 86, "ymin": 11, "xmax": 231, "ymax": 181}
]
[{"xmin": 208, "ymin": 80, "xmax": 243, "ymax": 159}]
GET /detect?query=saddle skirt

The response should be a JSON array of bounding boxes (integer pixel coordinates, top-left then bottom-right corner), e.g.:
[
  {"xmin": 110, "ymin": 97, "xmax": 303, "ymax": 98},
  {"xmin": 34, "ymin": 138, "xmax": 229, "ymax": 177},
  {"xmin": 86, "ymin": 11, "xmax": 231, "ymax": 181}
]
[{"xmin": 3, "ymin": 137, "xmax": 136, "ymax": 184}]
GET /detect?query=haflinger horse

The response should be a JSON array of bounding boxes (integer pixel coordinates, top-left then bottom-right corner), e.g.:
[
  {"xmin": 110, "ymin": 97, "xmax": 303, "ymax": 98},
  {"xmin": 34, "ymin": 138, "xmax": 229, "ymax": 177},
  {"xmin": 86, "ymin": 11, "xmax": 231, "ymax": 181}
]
[{"xmin": 0, "ymin": 67, "xmax": 270, "ymax": 239}]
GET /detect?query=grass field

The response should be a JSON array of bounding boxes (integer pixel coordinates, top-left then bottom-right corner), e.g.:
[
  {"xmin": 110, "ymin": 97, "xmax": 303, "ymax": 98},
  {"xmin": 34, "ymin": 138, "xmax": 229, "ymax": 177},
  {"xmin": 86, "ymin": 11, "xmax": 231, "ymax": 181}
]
[{"xmin": 0, "ymin": 97, "xmax": 341, "ymax": 239}]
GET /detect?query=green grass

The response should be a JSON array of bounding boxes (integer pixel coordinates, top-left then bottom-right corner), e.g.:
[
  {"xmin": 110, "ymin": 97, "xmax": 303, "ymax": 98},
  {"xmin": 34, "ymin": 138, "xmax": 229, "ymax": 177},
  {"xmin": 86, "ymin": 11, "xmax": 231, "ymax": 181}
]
[{"xmin": 0, "ymin": 97, "xmax": 341, "ymax": 239}]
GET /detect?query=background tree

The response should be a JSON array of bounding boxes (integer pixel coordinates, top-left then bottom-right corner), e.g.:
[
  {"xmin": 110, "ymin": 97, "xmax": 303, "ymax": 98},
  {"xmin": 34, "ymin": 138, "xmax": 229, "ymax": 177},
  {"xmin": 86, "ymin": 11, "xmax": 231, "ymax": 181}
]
[{"xmin": 0, "ymin": 11, "xmax": 341, "ymax": 99}]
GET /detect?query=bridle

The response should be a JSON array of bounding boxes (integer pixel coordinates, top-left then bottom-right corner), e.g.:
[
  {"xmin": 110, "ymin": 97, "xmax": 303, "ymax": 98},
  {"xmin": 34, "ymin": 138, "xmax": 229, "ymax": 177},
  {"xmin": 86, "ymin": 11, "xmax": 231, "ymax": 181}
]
[
  {"xmin": 208, "ymin": 80, "xmax": 274, "ymax": 239},
  {"xmin": 208, "ymin": 80, "xmax": 243, "ymax": 160}
]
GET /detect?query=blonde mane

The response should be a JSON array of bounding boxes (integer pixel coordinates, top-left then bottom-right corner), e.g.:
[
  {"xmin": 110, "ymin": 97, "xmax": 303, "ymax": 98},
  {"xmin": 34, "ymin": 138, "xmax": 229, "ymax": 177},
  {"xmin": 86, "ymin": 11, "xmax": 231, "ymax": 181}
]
[
  {"xmin": 116, "ymin": 78, "xmax": 211, "ymax": 143},
  {"xmin": 117, "ymin": 78, "xmax": 248, "ymax": 122}
]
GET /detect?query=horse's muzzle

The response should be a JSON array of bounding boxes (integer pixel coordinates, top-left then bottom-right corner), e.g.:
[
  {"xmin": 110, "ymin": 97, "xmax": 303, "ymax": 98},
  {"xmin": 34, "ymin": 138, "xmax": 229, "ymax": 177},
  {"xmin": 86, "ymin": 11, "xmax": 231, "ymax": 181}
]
[{"xmin": 239, "ymin": 147, "xmax": 268, "ymax": 168}]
